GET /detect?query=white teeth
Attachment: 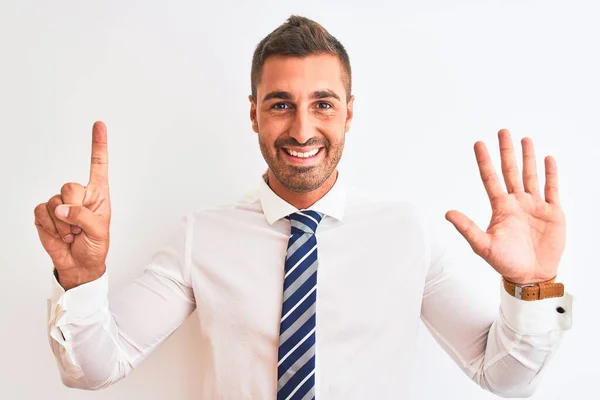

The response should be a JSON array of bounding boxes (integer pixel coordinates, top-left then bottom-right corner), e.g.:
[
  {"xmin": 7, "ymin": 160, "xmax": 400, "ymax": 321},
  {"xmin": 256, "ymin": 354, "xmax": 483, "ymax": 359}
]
[{"xmin": 285, "ymin": 148, "xmax": 320, "ymax": 158}]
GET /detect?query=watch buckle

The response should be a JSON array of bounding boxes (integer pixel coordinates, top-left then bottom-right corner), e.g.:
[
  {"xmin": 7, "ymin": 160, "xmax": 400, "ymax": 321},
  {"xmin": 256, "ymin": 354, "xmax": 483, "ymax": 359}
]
[{"xmin": 515, "ymin": 283, "xmax": 536, "ymax": 299}]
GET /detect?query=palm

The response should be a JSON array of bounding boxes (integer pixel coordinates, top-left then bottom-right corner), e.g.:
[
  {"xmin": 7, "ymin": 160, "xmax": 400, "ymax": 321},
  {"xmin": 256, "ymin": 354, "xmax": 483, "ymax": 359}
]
[
  {"xmin": 63, "ymin": 188, "xmax": 110, "ymax": 271},
  {"xmin": 446, "ymin": 130, "xmax": 566, "ymax": 284},
  {"xmin": 43, "ymin": 193, "xmax": 109, "ymax": 274},
  {"xmin": 39, "ymin": 122, "xmax": 111, "ymax": 276}
]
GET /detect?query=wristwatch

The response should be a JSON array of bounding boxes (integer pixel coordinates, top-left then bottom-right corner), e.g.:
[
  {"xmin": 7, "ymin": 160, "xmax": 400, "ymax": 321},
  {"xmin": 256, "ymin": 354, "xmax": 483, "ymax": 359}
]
[{"xmin": 502, "ymin": 276, "xmax": 565, "ymax": 301}]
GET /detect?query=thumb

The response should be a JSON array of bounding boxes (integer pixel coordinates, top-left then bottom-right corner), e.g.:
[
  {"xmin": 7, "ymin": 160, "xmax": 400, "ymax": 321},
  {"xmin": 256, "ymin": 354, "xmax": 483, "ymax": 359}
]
[
  {"xmin": 55, "ymin": 205, "xmax": 105, "ymax": 239},
  {"xmin": 445, "ymin": 210, "xmax": 491, "ymax": 258}
]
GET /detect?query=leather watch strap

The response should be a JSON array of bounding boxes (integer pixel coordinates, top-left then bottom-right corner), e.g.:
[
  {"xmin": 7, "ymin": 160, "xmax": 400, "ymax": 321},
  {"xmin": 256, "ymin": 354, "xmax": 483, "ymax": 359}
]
[{"xmin": 502, "ymin": 276, "xmax": 565, "ymax": 301}]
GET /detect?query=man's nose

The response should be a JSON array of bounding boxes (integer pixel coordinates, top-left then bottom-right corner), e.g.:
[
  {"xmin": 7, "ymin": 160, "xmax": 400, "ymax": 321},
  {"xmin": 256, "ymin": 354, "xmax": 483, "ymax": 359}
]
[{"xmin": 288, "ymin": 108, "xmax": 314, "ymax": 145}]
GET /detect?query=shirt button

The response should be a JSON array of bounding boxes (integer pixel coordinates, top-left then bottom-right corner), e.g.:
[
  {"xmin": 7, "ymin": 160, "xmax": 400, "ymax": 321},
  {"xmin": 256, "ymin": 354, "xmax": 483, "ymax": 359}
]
[{"xmin": 556, "ymin": 306, "xmax": 565, "ymax": 314}]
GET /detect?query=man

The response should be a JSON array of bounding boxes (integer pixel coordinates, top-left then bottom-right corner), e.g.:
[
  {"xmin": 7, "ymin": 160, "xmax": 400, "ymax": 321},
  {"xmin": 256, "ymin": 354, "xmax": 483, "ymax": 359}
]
[{"xmin": 35, "ymin": 15, "xmax": 572, "ymax": 399}]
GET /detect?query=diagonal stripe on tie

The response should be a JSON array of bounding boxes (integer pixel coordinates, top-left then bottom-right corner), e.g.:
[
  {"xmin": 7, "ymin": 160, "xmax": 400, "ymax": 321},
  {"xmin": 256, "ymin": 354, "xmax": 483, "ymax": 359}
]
[
  {"xmin": 281, "ymin": 269, "xmax": 317, "ymax": 321},
  {"xmin": 278, "ymin": 211, "xmax": 323, "ymax": 400},
  {"xmin": 280, "ymin": 287, "xmax": 316, "ymax": 334},
  {"xmin": 279, "ymin": 300, "xmax": 316, "ymax": 345},
  {"xmin": 279, "ymin": 353, "xmax": 316, "ymax": 400},
  {"xmin": 286, "ymin": 233, "xmax": 312, "ymax": 260},
  {"xmin": 285, "ymin": 243, "xmax": 317, "ymax": 279},
  {"xmin": 284, "ymin": 259, "xmax": 318, "ymax": 302},
  {"xmin": 279, "ymin": 313, "xmax": 316, "ymax": 364}
]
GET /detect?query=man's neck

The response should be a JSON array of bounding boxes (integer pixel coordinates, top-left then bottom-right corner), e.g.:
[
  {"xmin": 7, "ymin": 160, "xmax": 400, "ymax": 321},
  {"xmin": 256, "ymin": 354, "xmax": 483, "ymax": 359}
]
[{"xmin": 266, "ymin": 169, "xmax": 338, "ymax": 210}]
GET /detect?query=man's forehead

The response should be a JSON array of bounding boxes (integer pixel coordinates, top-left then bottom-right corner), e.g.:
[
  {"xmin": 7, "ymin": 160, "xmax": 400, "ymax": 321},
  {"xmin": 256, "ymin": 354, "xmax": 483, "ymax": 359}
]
[
  {"xmin": 262, "ymin": 54, "xmax": 342, "ymax": 76},
  {"xmin": 258, "ymin": 55, "xmax": 345, "ymax": 99}
]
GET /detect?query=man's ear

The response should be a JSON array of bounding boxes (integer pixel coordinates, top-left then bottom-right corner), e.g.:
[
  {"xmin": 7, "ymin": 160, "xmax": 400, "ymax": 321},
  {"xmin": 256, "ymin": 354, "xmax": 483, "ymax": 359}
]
[
  {"xmin": 345, "ymin": 95, "xmax": 355, "ymax": 133},
  {"xmin": 249, "ymin": 95, "xmax": 259, "ymax": 133}
]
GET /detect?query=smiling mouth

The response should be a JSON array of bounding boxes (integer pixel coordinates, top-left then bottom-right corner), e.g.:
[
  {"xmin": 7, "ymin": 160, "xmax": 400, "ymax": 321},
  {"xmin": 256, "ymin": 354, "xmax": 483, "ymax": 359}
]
[{"xmin": 282, "ymin": 147, "xmax": 323, "ymax": 158}]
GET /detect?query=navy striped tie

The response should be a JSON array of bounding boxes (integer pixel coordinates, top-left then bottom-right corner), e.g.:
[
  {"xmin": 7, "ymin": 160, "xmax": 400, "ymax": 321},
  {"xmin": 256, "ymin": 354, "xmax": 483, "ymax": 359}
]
[{"xmin": 277, "ymin": 210, "xmax": 324, "ymax": 400}]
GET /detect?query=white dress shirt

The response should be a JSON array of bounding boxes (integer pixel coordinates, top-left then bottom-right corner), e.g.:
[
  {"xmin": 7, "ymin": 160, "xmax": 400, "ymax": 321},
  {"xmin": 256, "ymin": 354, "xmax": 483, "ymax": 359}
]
[{"xmin": 47, "ymin": 171, "xmax": 573, "ymax": 399}]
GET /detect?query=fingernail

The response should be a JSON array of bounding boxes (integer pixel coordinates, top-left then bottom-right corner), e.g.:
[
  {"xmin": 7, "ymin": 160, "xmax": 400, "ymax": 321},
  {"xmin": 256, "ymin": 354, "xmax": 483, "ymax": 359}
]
[
  {"xmin": 63, "ymin": 234, "xmax": 74, "ymax": 243},
  {"xmin": 72, "ymin": 226, "xmax": 82, "ymax": 234},
  {"xmin": 56, "ymin": 205, "xmax": 69, "ymax": 218}
]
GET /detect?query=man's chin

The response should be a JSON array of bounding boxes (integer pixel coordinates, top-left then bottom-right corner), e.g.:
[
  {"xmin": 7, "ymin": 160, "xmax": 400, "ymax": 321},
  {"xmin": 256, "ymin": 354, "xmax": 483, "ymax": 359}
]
[
  {"xmin": 283, "ymin": 184, "xmax": 320, "ymax": 194},
  {"xmin": 280, "ymin": 172, "xmax": 332, "ymax": 193}
]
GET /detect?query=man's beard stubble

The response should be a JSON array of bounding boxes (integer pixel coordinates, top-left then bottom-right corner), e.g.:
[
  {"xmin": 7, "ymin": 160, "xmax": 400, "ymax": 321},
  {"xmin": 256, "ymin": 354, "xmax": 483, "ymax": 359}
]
[{"xmin": 258, "ymin": 135, "xmax": 344, "ymax": 193}]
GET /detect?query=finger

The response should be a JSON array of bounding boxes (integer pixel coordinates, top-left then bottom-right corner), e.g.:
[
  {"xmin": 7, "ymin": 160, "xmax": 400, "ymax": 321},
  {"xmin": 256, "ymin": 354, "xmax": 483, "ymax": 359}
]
[
  {"xmin": 82, "ymin": 184, "xmax": 110, "ymax": 215},
  {"xmin": 88, "ymin": 121, "xmax": 109, "ymax": 188},
  {"xmin": 34, "ymin": 222, "xmax": 60, "ymax": 247},
  {"xmin": 54, "ymin": 204, "xmax": 106, "ymax": 240},
  {"xmin": 474, "ymin": 141, "xmax": 505, "ymax": 202},
  {"xmin": 34, "ymin": 221, "xmax": 68, "ymax": 261},
  {"xmin": 445, "ymin": 210, "xmax": 491, "ymax": 259},
  {"xmin": 34, "ymin": 203, "xmax": 60, "ymax": 239},
  {"xmin": 47, "ymin": 195, "xmax": 74, "ymax": 243},
  {"xmin": 498, "ymin": 129, "xmax": 523, "ymax": 193},
  {"xmin": 521, "ymin": 137, "xmax": 540, "ymax": 197},
  {"xmin": 61, "ymin": 182, "xmax": 86, "ymax": 234},
  {"xmin": 544, "ymin": 156, "xmax": 560, "ymax": 205}
]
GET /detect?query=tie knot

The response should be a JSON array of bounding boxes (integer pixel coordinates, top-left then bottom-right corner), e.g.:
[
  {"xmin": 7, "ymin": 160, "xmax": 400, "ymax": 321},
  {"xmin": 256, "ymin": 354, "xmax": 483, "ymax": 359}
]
[{"xmin": 286, "ymin": 210, "xmax": 324, "ymax": 235}]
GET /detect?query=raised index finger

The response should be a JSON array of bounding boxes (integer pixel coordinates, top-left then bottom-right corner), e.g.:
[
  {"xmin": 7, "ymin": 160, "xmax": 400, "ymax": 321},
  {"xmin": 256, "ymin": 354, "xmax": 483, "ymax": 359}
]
[{"xmin": 89, "ymin": 121, "xmax": 109, "ymax": 187}]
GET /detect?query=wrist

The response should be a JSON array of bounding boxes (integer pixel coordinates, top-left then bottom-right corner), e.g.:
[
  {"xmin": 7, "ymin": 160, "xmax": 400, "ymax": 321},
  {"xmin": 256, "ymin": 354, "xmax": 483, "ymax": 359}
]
[
  {"xmin": 502, "ymin": 275, "xmax": 556, "ymax": 286},
  {"xmin": 55, "ymin": 267, "xmax": 105, "ymax": 291},
  {"xmin": 502, "ymin": 275, "xmax": 564, "ymax": 301}
]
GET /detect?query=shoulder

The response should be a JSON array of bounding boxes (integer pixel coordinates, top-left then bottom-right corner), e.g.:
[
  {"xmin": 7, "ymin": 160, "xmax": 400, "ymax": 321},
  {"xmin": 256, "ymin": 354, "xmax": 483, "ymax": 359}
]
[
  {"xmin": 184, "ymin": 187, "xmax": 264, "ymax": 228},
  {"xmin": 345, "ymin": 187, "xmax": 427, "ymax": 224}
]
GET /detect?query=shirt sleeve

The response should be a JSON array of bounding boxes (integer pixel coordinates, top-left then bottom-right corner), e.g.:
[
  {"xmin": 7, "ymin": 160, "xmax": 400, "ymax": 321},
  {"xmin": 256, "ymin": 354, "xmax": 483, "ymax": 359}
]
[
  {"xmin": 419, "ymin": 211, "xmax": 573, "ymax": 398},
  {"xmin": 46, "ymin": 214, "xmax": 197, "ymax": 390}
]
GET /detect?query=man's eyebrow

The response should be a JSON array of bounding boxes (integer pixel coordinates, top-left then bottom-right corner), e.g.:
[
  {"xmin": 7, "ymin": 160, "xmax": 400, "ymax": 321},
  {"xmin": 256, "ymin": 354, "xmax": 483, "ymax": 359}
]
[
  {"xmin": 261, "ymin": 89, "xmax": 341, "ymax": 102},
  {"xmin": 312, "ymin": 90, "xmax": 340, "ymax": 101},
  {"xmin": 262, "ymin": 91, "xmax": 293, "ymax": 102}
]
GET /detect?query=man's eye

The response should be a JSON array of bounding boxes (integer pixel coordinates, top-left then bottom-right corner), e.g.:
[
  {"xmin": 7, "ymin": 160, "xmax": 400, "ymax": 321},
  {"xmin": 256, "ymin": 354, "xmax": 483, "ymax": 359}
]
[
  {"xmin": 272, "ymin": 103, "xmax": 290, "ymax": 110},
  {"xmin": 317, "ymin": 102, "xmax": 332, "ymax": 109}
]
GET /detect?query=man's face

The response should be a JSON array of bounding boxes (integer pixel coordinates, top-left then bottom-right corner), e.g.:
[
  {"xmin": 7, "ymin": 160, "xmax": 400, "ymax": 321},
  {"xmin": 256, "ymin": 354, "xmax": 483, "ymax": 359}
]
[{"xmin": 250, "ymin": 54, "xmax": 354, "ymax": 193}]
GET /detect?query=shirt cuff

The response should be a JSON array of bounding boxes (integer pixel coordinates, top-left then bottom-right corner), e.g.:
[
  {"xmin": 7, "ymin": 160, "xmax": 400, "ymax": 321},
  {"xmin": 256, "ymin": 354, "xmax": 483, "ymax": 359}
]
[
  {"xmin": 50, "ymin": 269, "xmax": 109, "ymax": 322},
  {"xmin": 499, "ymin": 279, "xmax": 574, "ymax": 335}
]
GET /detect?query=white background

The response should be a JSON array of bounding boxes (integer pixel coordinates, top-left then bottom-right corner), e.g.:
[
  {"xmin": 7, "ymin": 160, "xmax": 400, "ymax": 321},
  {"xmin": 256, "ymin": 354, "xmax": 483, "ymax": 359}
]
[{"xmin": 1, "ymin": 0, "xmax": 598, "ymax": 398}]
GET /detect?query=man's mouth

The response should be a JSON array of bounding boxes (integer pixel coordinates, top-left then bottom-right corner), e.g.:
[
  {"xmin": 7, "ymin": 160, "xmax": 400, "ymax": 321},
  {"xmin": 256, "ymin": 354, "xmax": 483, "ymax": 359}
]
[
  {"xmin": 280, "ymin": 147, "xmax": 324, "ymax": 164},
  {"xmin": 282, "ymin": 147, "xmax": 322, "ymax": 158}
]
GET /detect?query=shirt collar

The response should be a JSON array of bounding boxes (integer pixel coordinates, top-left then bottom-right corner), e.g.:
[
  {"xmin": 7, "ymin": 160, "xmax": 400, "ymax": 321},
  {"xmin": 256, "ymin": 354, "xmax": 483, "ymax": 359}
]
[{"xmin": 259, "ymin": 169, "xmax": 347, "ymax": 225}]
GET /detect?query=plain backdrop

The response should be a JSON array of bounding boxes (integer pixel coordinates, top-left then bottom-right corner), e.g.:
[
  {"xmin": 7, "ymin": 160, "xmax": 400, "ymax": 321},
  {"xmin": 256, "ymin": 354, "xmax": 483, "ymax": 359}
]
[{"xmin": 1, "ymin": 0, "xmax": 598, "ymax": 399}]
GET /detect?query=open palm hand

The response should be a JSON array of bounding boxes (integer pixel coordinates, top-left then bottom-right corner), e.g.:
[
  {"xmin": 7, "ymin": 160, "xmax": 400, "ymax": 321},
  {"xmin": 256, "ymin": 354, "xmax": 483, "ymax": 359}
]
[{"xmin": 445, "ymin": 129, "xmax": 566, "ymax": 284}]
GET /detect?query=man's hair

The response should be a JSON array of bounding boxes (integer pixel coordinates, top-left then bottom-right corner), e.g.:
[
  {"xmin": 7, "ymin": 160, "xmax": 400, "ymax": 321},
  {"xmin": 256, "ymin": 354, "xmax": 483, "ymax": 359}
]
[{"xmin": 250, "ymin": 15, "xmax": 352, "ymax": 101}]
